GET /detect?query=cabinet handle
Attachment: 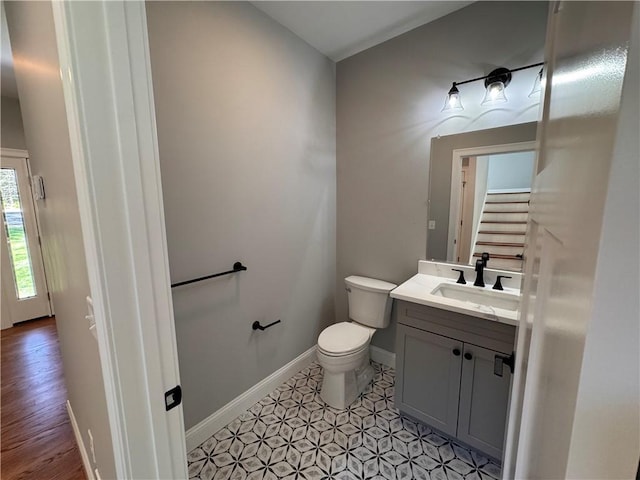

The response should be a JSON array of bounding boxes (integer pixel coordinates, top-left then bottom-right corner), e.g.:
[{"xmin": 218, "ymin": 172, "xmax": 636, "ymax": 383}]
[
  {"xmin": 452, "ymin": 348, "xmax": 461, "ymax": 356},
  {"xmin": 494, "ymin": 352, "xmax": 516, "ymax": 376},
  {"xmin": 464, "ymin": 352, "xmax": 473, "ymax": 360}
]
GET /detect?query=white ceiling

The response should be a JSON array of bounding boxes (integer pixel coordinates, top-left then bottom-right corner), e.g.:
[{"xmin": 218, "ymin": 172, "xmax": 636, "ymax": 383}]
[{"xmin": 251, "ymin": 1, "xmax": 473, "ymax": 61}]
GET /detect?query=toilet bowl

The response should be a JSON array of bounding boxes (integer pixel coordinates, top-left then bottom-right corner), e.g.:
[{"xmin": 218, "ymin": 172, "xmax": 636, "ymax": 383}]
[{"xmin": 316, "ymin": 276, "xmax": 396, "ymax": 409}]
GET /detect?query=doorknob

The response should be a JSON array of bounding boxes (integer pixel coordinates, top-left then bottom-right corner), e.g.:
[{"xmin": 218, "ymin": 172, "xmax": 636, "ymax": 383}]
[
  {"xmin": 464, "ymin": 352, "xmax": 473, "ymax": 360},
  {"xmin": 452, "ymin": 348, "xmax": 461, "ymax": 356}
]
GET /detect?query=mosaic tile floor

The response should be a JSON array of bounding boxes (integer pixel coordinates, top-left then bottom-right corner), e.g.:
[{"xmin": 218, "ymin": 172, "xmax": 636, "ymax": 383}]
[{"xmin": 187, "ymin": 362, "xmax": 502, "ymax": 480}]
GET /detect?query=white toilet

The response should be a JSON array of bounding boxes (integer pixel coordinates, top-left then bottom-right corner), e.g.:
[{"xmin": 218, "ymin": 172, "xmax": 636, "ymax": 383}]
[{"xmin": 316, "ymin": 275, "xmax": 397, "ymax": 409}]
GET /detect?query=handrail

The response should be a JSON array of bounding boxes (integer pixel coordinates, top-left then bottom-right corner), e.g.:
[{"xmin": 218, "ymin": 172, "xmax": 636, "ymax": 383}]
[{"xmin": 171, "ymin": 261, "xmax": 247, "ymax": 288}]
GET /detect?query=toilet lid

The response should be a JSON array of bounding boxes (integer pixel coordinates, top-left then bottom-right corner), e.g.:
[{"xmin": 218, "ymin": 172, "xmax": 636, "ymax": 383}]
[{"xmin": 318, "ymin": 322, "xmax": 373, "ymax": 355}]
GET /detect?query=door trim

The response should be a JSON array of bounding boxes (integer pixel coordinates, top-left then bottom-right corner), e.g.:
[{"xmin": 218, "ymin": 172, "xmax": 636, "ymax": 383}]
[
  {"xmin": 0, "ymin": 149, "xmax": 52, "ymax": 323},
  {"xmin": 52, "ymin": 2, "xmax": 187, "ymax": 478},
  {"xmin": 1, "ymin": 147, "xmax": 30, "ymax": 159}
]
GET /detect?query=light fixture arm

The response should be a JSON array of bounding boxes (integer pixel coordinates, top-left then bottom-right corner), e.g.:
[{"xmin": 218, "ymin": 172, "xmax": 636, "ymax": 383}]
[{"xmin": 453, "ymin": 61, "xmax": 544, "ymax": 87}]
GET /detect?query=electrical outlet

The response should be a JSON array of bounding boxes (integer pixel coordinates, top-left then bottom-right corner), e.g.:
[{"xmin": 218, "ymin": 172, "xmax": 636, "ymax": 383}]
[
  {"xmin": 428, "ymin": 220, "xmax": 436, "ymax": 230},
  {"xmin": 88, "ymin": 429, "xmax": 96, "ymax": 463}
]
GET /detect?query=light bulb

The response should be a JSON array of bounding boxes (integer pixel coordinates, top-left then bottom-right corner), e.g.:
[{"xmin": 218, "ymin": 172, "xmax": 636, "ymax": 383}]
[{"xmin": 481, "ymin": 81, "xmax": 507, "ymax": 105}]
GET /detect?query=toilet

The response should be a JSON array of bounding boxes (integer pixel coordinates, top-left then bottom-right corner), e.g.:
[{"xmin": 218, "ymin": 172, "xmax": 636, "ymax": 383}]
[{"xmin": 316, "ymin": 275, "xmax": 397, "ymax": 409}]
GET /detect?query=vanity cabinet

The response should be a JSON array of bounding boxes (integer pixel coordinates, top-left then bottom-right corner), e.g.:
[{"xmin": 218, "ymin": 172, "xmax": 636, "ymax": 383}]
[{"xmin": 395, "ymin": 300, "xmax": 516, "ymax": 459}]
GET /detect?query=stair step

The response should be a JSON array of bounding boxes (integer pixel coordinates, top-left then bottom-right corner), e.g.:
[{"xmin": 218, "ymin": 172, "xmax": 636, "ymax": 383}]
[
  {"xmin": 481, "ymin": 212, "xmax": 528, "ymax": 222},
  {"xmin": 480, "ymin": 220, "xmax": 527, "ymax": 224},
  {"xmin": 486, "ymin": 192, "xmax": 531, "ymax": 202},
  {"xmin": 483, "ymin": 210, "xmax": 528, "ymax": 214},
  {"xmin": 478, "ymin": 257, "xmax": 523, "ymax": 272},
  {"xmin": 478, "ymin": 230, "xmax": 524, "ymax": 235},
  {"xmin": 477, "ymin": 233, "xmax": 526, "ymax": 244},
  {"xmin": 474, "ymin": 244, "xmax": 524, "ymax": 257},
  {"xmin": 476, "ymin": 241, "xmax": 524, "ymax": 248},
  {"xmin": 482, "ymin": 203, "xmax": 529, "ymax": 213},
  {"xmin": 470, "ymin": 191, "xmax": 530, "ymax": 273},
  {"xmin": 478, "ymin": 223, "xmax": 527, "ymax": 234},
  {"xmin": 473, "ymin": 252, "xmax": 523, "ymax": 260}
]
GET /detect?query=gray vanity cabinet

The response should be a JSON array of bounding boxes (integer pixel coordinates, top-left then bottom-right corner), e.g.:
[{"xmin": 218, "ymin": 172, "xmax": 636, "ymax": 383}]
[
  {"xmin": 394, "ymin": 300, "xmax": 516, "ymax": 459},
  {"xmin": 395, "ymin": 325, "xmax": 462, "ymax": 436},
  {"xmin": 458, "ymin": 344, "xmax": 513, "ymax": 459}
]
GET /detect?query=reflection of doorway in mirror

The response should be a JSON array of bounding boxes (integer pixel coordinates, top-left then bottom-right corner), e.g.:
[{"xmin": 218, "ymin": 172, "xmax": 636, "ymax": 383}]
[
  {"xmin": 456, "ymin": 157, "xmax": 476, "ymax": 263},
  {"xmin": 447, "ymin": 143, "xmax": 536, "ymax": 272},
  {"xmin": 471, "ymin": 151, "xmax": 534, "ymax": 271}
]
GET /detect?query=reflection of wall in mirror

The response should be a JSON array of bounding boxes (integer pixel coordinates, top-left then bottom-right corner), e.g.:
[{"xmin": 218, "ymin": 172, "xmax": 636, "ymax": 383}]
[{"xmin": 486, "ymin": 151, "xmax": 535, "ymax": 191}]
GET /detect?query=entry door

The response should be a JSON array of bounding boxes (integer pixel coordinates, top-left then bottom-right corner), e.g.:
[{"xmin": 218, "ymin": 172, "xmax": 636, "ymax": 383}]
[{"xmin": 0, "ymin": 153, "xmax": 51, "ymax": 325}]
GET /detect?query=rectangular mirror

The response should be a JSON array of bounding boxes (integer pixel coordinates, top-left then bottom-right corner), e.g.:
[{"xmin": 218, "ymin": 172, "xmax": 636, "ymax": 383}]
[{"xmin": 427, "ymin": 122, "xmax": 538, "ymax": 272}]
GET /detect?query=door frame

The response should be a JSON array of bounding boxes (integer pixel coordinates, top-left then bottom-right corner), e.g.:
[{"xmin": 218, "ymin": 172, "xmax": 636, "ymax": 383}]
[
  {"xmin": 51, "ymin": 2, "xmax": 187, "ymax": 478},
  {"xmin": 447, "ymin": 141, "xmax": 536, "ymax": 262},
  {"xmin": 457, "ymin": 158, "xmax": 476, "ymax": 263},
  {"xmin": 0, "ymin": 148, "xmax": 52, "ymax": 327}
]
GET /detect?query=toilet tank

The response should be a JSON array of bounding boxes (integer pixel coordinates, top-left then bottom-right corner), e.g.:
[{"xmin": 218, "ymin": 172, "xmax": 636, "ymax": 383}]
[{"xmin": 345, "ymin": 276, "xmax": 397, "ymax": 328}]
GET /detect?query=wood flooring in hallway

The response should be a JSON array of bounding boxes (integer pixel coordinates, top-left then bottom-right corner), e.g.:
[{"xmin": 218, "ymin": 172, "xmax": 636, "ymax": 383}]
[{"xmin": 1, "ymin": 317, "xmax": 86, "ymax": 480}]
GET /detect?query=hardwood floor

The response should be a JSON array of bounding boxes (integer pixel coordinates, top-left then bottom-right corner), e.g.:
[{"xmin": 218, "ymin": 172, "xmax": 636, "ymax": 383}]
[{"xmin": 1, "ymin": 317, "xmax": 86, "ymax": 480}]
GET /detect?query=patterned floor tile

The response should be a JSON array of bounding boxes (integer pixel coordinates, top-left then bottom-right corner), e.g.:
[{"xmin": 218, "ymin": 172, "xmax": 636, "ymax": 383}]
[{"xmin": 188, "ymin": 362, "xmax": 501, "ymax": 480}]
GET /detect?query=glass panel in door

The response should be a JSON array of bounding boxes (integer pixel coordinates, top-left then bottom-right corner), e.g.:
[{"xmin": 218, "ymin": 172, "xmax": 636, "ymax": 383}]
[{"xmin": 1, "ymin": 167, "xmax": 37, "ymax": 299}]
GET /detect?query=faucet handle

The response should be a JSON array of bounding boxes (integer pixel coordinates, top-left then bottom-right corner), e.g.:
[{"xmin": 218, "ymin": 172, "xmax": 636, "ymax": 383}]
[
  {"xmin": 473, "ymin": 260, "xmax": 485, "ymax": 287},
  {"xmin": 493, "ymin": 275, "xmax": 512, "ymax": 291},
  {"xmin": 481, "ymin": 252, "xmax": 490, "ymax": 266},
  {"xmin": 451, "ymin": 268, "xmax": 466, "ymax": 285}
]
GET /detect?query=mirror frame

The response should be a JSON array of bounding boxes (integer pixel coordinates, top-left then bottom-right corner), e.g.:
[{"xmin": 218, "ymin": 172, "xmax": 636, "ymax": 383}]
[{"xmin": 427, "ymin": 122, "xmax": 538, "ymax": 262}]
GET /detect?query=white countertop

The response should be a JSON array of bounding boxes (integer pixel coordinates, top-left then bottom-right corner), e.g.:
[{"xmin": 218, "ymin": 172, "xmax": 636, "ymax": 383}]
[{"xmin": 390, "ymin": 271, "xmax": 520, "ymax": 327}]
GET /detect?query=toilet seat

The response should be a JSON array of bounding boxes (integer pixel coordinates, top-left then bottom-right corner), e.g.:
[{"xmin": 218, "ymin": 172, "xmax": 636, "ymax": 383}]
[{"xmin": 317, "ymin": 322, "xmax": 374, "ymax": 356}]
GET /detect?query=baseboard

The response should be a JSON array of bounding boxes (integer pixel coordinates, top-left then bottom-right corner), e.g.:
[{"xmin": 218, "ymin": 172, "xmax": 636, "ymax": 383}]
[
  {"xmin": 370, "ymin": 345, "xmax": 395, "ymax": 369},
  {"xmin": 66, "ymin": 400, "xmax": 95, "ymax": 480},
  {"xmin": 185, "ymin": 345, "xmax": 317, "ymax": 452}
]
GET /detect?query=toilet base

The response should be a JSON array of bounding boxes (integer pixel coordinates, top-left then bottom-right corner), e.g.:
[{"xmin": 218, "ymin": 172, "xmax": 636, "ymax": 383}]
[{"xmin": 319, "ymin": 352, "xmax": 374, "ymax": 410}]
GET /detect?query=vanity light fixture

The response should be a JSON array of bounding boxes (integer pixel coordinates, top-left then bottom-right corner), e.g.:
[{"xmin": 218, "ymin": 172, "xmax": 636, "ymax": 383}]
[
  {"xmin": 529, "ymin": 67, "xmax": 543, "ymax": 97},
  {"xmin": 443, "ymin": 62, "xmax": 544, "ymax": 111}
]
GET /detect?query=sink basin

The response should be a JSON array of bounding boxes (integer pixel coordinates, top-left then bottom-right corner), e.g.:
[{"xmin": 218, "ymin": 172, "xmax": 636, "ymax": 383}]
[{"xmin": 430, "ymin": 283, "xmax": 520, "ymax": 312}]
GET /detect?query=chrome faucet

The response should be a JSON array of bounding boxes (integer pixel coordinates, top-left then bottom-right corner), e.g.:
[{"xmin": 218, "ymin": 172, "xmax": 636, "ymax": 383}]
[{"xmin": 474, "ymin": 252, "xmax": 490, "ymax": 287}]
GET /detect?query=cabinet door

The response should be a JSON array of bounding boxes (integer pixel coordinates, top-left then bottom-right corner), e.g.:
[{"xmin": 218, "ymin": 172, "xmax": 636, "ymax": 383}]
[
  {"xmin": 395, "ymin": 324, "xmax": 463, "ymax": 436},
  {"xmin": 458, "ymin": 344, "xmax": 512, "ymax": 459}
]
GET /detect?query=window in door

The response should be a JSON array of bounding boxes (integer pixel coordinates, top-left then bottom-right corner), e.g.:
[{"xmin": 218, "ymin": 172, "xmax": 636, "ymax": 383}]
[{"xmin": 1, "ymin": 167, "xmax": 37, "ymax": 299}]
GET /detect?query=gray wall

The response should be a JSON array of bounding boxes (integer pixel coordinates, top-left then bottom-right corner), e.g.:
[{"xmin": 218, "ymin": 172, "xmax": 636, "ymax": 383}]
[
  {"xmin": 146, "ymin": 1, "xmax": 336, "ymax": 429},
  {"xmin": 486, "ymin": 151, "xmax": 535, "ymax": 190},
  {"xmin": 4, "ymin": 2, "xmax": 116, "ymax": 478},
  {"xmin": 336, "ymin": 2, "xmax": 548, "ymax": 351},
  {"xmin": 1, "ymin": 95, "xmax": 26, "ymax": 149}
]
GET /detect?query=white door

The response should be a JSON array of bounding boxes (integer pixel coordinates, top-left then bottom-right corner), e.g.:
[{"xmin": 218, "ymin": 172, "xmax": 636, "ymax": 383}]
[
  {"xmin": 0, "ymin": 152, "xmax": 51, "ymax": 325},
  {"xmin": 502, "ymin": 2, "xmax": 636, "ymax": 478},
  {"xmin": 51, "ymin": 2, "xmax": 188, "ymax": 478}
]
